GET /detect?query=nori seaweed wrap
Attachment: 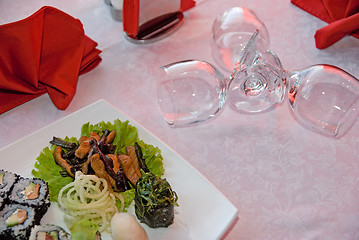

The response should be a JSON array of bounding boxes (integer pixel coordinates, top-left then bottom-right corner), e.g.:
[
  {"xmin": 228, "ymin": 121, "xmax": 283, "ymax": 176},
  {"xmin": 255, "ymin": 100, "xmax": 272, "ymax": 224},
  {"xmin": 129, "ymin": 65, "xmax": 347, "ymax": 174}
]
[
  {"xmin": 135, "ymin": 172, "xmax": 178, "ymax": 228},
  {"xmin": 9, "ymin": 177, "xmax": 50, "ymax": 217},
  {"xmin": 0, "ymin": 203, "xmax": 38, "ymax": 240},
  {"xmin": 29, "ymin": 224, "xmax": 71, "ymax": 240},
  {"xmin": 0, "ymin": 171, "xmax": 52, "ymax": 240},
  {"xmin": 0, "ymin": 169, "xmax": 19, "ymax": 200}
]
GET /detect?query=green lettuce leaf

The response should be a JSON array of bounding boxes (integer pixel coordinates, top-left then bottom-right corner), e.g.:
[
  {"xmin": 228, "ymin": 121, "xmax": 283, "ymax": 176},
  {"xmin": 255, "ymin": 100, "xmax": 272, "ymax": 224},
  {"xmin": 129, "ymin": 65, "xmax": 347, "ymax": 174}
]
[
  {"xmin": 32, "ymin": 119, "xmax": 164, "ymax": 205},
  {"xmin": 116, "ymin": 189, "xmax": 136, "ymax": 211},
  {"xmin": 31, "ymin": 146, "xmax": 73, "ymax": 201},
  {"xmin": 81, "ymin": 119, "xmax": 138, "ymax": 154},
  {"xmin": 70, "ymin": 218, "xmax": 98, "ymax": 240},
  {"xmin": 137, "ymin": 140, "xmax": 164, "ymax": 177}
]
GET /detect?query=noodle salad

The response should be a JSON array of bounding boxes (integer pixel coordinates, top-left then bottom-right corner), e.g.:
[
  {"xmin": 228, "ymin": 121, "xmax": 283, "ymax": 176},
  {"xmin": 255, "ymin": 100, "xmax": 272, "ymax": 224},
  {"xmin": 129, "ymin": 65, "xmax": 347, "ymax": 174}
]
[{"xmin": 58, "ymin": 172, "xmax": 119, "ymax": 233}]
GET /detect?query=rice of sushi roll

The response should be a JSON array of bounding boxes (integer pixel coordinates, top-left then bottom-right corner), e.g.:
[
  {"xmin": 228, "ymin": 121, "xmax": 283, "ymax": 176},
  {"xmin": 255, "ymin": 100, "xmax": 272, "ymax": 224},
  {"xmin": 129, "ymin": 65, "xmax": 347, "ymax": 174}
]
[
  {"xmin": 29, "ymin": 224, "xmax": 71, "ymax": 240},
  {"xmin": 0, "ymin": 197, "xmax": 4, "ymax": 211},
  {"xmin": 9, "ymin": 177, "xmax": 50, "ymax": 217},
  {"xmin": 0, "ymin": 170, "xmax": 19, "ymax": 199},
  {"xmin": 0, "ymin": 203, "xmax": 38, "ymax": 240}
]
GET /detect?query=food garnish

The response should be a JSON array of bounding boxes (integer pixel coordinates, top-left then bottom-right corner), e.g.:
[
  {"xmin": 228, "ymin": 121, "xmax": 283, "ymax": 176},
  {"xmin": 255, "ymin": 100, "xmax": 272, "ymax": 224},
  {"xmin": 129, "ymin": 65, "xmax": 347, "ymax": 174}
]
[
  {"xmin": 135, "ymin": 172, "xmax": 178, "ymax": 228},
  {"xmin": 111, "ymin": 212, "xmax": 148, "ymax": 240},
  {"xmin": 58, "ymin": 172, "xmax": 118, "ymax": 233}
]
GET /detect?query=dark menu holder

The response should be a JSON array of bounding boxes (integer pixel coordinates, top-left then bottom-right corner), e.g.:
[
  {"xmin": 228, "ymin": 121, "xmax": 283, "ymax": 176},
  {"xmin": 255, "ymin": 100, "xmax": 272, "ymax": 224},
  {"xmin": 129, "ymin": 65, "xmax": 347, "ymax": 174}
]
[{"xmin": 123, "ymin": 0, "xmax": 194, "ymax": 43}]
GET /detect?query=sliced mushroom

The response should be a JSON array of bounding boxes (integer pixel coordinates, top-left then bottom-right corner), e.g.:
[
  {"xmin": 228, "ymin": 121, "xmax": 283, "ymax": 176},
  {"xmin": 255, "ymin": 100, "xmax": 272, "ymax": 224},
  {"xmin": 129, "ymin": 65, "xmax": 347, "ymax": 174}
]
[
  {"xmin": 107, "ymin": 154, "xmax": 120, "ymax": 174},
  {"xmin": 75, "ymin": 131, "xmax": 101, "ymax": 159},
  {"xmin": 90, "ymin": 153, "xmax": 117, "ymax": 191},
  {"xmin": 118, "ymin": 154, "xmax": 141, "ymax": 186},
  {"xmin": 75, "ymin": 139, "xmax": 91, "ymax": 159},
  {"xmin": 126, "ymin": 146, "xmax": 142, "ymax": 177},
  {"xmin": 105, "ymin": 130, "xmax": 116, "ymax": 144},
  {"xmin": 53, "ymin": 146, "xmax": 74, "ymax": 177},
  {"xmin": 81, "ymin": 148, "xmax": 94, "ymax": 175}
]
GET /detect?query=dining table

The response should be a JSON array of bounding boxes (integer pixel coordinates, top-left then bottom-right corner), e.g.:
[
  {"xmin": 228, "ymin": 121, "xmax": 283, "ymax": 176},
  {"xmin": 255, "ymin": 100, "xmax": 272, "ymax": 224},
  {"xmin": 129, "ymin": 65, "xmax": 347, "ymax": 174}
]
[{"xmin": 1, "ymin": 0, "xmax": 359, "ymax": 239}]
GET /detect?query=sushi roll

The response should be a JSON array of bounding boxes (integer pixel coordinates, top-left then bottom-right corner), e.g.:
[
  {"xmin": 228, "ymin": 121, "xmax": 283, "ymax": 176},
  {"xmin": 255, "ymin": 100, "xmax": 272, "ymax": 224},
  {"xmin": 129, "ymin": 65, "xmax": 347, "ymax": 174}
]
[
  {"xmin": 0, "ymin": 170, "xmax": 19, "ymax": 200},
  {"xmin": 0, "ymin": 203, "xmax": 38, "ymax": 240},
  {"xmin": 29, "ymin": 224, "xmax": 71, "ymax": 240},
  {"xmin": 135, "ymin": 196, "xmax": 175, "ymax": 228},
  {"xmin": 135, "ymin": 172, "xmax": 178, "ymax": 228},
  {"xmin": 9, "ymin": 177, "xmax": 50, "ymax": 217}
]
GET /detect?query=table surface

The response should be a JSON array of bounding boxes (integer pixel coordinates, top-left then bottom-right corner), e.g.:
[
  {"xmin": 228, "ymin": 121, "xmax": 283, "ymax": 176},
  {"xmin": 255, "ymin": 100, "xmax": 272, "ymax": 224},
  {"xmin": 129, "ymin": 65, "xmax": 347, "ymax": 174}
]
[{"xmin": 1, "ymin": 0, "xmax": 359, "ymax": 239}]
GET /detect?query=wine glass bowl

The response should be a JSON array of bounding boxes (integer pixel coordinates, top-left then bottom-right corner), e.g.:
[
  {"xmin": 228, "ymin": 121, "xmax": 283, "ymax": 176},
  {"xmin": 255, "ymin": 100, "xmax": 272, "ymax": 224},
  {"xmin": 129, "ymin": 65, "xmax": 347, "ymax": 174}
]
[
  {"xmin": 227, "ymin": 30, "xmax": 286, "ymax": 113},
  {"xmin": 227, "ymin": 63, "xmax": 286, "ymax": 114},
  {"xmin": 157, "ymin": 60, "xmax": 228, "ymax": 127},
  {"xmin": 211, "ymin": 7, "xmax": 270, "ymax": 73},
  {"xmin": 287, "ymin": 65, "xmax": 359, "ymax": 138}
]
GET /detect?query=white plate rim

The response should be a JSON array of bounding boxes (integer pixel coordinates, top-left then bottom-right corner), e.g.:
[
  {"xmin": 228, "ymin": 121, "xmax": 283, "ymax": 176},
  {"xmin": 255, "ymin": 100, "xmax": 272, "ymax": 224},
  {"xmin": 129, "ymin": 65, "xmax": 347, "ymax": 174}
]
[{"xmin": 0, "ymin": 99, "xmax": 238, "ymax": 240}]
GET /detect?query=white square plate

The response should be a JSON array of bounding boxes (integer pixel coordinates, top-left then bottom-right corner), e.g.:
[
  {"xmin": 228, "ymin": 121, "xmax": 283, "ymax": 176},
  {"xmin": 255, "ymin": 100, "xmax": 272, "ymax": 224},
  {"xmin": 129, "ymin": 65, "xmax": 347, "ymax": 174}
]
[{"xmin": 0, "ymin": 99, "xmax": 238, "ymax": 240}]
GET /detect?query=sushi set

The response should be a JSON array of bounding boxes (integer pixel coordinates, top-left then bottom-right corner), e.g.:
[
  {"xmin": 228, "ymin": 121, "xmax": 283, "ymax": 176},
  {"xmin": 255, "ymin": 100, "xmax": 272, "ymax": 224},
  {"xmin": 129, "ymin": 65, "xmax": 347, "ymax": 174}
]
[
  {"xmin": 0, "ymin": 169, "xmax": 70, "ymax": 239},
  {"xmin": 0, "ymin": 100, "xmax": 238, "ymax": 240}
]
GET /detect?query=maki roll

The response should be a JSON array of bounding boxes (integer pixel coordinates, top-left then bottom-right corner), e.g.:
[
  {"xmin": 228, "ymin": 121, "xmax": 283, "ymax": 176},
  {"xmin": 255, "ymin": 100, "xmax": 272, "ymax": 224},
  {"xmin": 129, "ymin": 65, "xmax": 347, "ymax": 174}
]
[
  {"xmin": 9, "ymin": 177, "xmax": 50, "ymax": 217},
  {"xmin": 0, "ymin": 203, "xmax": 38, "ymax": 240},
  {"xmin": 0, "ymin": 170, "xmax": 19, "ymax": 202},
  {"xmin": 0, "ymin": 171, "xmax": 53, "ymax": 240},
  {"xmin": 29, "ymin": 224, "xmax": 71, "ymax": 240},
  {"xmin": 135, "ymin": 172, "xmax": 178, "ymax": 228}
]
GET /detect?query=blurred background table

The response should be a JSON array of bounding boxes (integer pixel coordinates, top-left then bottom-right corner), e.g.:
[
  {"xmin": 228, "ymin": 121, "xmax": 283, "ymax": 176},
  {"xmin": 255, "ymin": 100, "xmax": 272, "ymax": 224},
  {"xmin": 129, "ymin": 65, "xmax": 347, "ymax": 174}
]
[{"xmin": 1, "ymin": 0, "xmax": 359, "ymax": 239}]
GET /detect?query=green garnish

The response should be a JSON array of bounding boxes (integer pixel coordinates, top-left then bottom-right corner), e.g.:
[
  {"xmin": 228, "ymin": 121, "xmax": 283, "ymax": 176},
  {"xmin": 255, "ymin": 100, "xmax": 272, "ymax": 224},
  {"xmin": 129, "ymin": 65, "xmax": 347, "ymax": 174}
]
[
  {"xmin": 70, "ymin": 218, "xmax": 98, "ymax": 240},
  {"xmin": 81, "ymin": 119, "xmax": 138, "ymax": 154},
  {"xmin": 135, "ymin": 172, "xmax": 178, "ymax": 217},
  {"xmin": 117, "ymin": 189, "xmax": 135, "ymax": 211},
  {"xmin": 136, "ymin": 140, "xmax": 164, "ymax": 178},
  {"xmin": 32, "ymin": 145, "xmax": 73, "ymax": 201}
]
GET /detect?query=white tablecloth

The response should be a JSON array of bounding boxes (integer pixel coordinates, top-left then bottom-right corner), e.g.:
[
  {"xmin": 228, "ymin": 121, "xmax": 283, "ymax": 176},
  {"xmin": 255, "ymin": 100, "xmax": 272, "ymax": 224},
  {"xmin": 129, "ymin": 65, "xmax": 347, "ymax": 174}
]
[{"xmin": 1, "ymin": 0, "xmax": 359, "ymax": 239}]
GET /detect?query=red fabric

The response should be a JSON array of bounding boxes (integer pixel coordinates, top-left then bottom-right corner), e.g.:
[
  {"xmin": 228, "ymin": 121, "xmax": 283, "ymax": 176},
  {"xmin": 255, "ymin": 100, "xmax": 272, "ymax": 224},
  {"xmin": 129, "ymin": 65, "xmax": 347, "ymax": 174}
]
[
  {"xmin": 0, "ymin": 6, "xmax": 102, "ymax": 114},
  {"xmin": 291, "ymin": 0, "xmax": 359, "ymax": 49},
  {"xmin": 180, "ymin": 0, "xmax": 196, "ymax": 11},
  {"xmin": 123, "ymin": 0, "xmax": 139, "ymax": 37}
]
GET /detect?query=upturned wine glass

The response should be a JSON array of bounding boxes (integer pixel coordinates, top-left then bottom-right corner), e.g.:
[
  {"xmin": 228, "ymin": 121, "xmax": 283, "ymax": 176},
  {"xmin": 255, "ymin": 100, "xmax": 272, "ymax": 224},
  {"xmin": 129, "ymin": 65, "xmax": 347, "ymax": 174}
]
[
  {"xmin": 157, "ymin": 7, "xmax": 268, "ymax": 127},
  {"xmin": 157, "ymin": 60, "xmax": 228, "ymax": 127},
  {"xmin": 211, "ymin": 7, "xmax": 270, "ymax": 73},
  {"xmin": 156, "ymin": 7, "xmax": 359, "ymax": 138},
  {"xmin": 228, "ymin": 30, "xmax": 359, "ymax": 138}
]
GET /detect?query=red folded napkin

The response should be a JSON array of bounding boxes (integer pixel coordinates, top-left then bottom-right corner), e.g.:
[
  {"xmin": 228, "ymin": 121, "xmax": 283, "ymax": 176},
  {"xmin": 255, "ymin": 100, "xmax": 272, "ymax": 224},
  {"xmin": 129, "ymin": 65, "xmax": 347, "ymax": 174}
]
[
  {"xmin": 291, "ymin": 0, "xmax": 359, "ymax": 49},
  {"xmin": 0, "ymin": 6, "xmax": 102, "ymax": 114}
]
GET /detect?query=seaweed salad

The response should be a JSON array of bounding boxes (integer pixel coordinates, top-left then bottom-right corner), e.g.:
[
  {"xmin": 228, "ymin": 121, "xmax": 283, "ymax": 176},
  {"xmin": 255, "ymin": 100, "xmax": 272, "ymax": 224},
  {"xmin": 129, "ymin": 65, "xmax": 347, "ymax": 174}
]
[{"xmin": 135, "ymin": 172, "xmax": 178, "ymax": 228}]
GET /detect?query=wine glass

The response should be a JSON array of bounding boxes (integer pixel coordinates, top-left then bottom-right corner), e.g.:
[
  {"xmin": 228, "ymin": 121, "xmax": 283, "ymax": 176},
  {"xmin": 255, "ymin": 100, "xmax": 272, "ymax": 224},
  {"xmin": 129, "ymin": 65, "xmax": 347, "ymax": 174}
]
[
  {"xmin": 228, "ymin": 30, "xmax": 359, "ymax": 138},
  {"xmin": 157, "ymin": 60, "xmax": 228, "ymax": 127},
  {"xmin": 156, "ymin": 7, "xmax": 359, "ymax": 138},
  {"xmin": 211, "ymin": 7, "xmax": 270, "ymax": 73},
  {"xmin": 157, "ymin": 7, "xmax": 268, "ymax": 127}
]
